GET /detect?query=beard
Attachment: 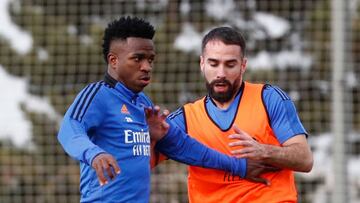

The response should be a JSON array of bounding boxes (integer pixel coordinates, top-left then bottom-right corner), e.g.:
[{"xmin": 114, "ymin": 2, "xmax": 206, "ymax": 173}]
[{"xmin": 206, "ymin": 77, "xmax": 241, "ymax": 103}]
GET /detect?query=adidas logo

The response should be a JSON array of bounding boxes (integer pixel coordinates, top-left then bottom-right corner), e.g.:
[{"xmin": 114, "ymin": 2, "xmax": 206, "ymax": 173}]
[{"xmin": 121, "ymin": 104, "xmax": 130, "ymax": 114}]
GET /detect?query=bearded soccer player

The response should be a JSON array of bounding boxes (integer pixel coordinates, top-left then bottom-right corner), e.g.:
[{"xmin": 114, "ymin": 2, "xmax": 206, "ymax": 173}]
[{"xmin": 167, "ymin": 27, "xmax": 314, "ymax": 202}]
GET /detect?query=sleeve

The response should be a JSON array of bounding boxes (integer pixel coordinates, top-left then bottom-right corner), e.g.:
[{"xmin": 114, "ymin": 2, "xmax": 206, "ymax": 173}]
[
  {"xmin": 263, "ymin": 85, "xmax": 308, "ymax": 144},
  {"xmin": 155, "ymin": 119, "xmax": 247, "ymax": 178},
  {"xmin": 57, "ymin": 83, "xmax": 106, "ymax": 166},
  {"xmin": 168, "ymin": 107, "xmax": 187, "ymax": 132}
]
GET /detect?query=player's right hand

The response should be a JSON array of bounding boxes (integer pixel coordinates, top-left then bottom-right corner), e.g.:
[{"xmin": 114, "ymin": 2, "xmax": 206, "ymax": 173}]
[
  {"xmin": 245, "ymin": 159, "xmax": 280, "ymax": 186},
  {"xmin": 91, "ymin": 153, "xmax": 121, "ymax": 186},
  {"xmin": 145, "ymin": 105, "xmax": 170, "ymax": 141}
]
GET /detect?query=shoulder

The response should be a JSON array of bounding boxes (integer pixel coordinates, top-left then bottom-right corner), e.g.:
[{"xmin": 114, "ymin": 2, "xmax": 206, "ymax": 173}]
[
  {"xmin": 74, "ymin": 81, "xmax": 106, "ymax": 102},
  {"xmin": 70, "ymin": 81, "xmax": 105, "ymax": 121},
  {"xmin": 168, "ymin": 107, "xmax": 184, "ymax": 120},
  {"xmin": 77, "ymin": 80, "xmax": 108, "ymax": 94},
  {"xmin": 83, "ymin": 81, "xmax": 113, "ymax": 105},
  {"xmin": 261, "ymin": 84, "xmax": 295, "ymax": 121},
  {"xmin": 168, "ymin": 107, "xmax": 186, "ymax": 131},
  {"xmin": 263, "ymin": 84, "xmax": 291, "ymax": 102},
  {"xmin": 183, "ymin": 96, "xmax": 206, "ymax": 108}
]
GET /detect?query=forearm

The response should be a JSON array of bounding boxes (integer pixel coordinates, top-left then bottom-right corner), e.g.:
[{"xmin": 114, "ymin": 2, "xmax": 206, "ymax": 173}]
[
  {"xmin": 150, "ymin": 141, "xmax": 167, "ymax": 168},
  {"xmin": 262, "ymin": 142, "xmax": 312, "ymax": 172},
  {"xmin": 155, "ymin": 124, "xmax": 247, "ymax": 177},
  {"xmin": 58, "ymin": 117, "xmax": 105, "ymax": 165}
]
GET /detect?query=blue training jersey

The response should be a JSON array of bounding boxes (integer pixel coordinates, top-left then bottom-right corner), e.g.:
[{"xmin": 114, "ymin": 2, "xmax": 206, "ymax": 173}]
[
  {"xmin": 58, "ymin": 73, "xmax": 247, "ymax": 203},
  {"xmin": 169, "ymin": 83, "xmax": 307, "ymax": 144},
  {"xmin": 58, "ymin": 75, "xmax": 153, "ymax": 203}
]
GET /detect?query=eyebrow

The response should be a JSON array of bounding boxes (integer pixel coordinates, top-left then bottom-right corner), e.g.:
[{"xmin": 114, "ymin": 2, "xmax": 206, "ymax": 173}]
[
  {"xmin": 225, "ymin": 59, "xmax": 238, "ymax": 63},
  {"xmin": 133, "ymin": 53, "xmax": 146, "ymax": 58},
  {"xmin": 207, "ymin": 58, "xmax": 219, "ymax": 63},
  {"xmin": 207, "ymin": 58, "xmax": 238, "ymax": 63},
  {"xmin": 132, "ymin": 53, "xmax": 155, "ymax": 58}
]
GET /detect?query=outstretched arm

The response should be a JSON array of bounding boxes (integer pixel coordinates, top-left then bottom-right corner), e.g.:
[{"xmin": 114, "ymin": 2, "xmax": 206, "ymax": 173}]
[
  {"xmin": 146, "ymin": 106, "xmax": 278, "ymax": 183},
  {"xmin": 229, "ymin": 125, "xmax": 313, "ymax": 172},
  {"xmin": 155, "ymin": 123, "xmax": 247, "ymax": 177},
  {"xmin": 145, "ymin": 106, "xmax": 246, "ymax": 176}
]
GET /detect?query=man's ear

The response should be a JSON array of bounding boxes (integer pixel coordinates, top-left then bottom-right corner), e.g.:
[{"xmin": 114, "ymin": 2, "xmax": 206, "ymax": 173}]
[
  {"xmin": 241, "ymin": 57, "xmax": 247, "ymax": 74},
  {"xmin": 108, "ymin": 53, "xmax": 117, "ymax": 67},
  {"xmin": 200, "ymin": 55, "xmax": 205, "ymax": 73}
]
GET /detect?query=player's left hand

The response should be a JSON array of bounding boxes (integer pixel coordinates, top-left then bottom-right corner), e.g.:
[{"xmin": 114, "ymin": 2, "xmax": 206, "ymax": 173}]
[
  {"xmin": 145, "ymin": 105, "xmax": 170, "ymax": 141},
  {"xmin": 245, "ymin": 159, "xmax": 279, "ymax": 186},
  {"xmin": 228, "ymin": 124, "xmax": 268, "ymax": 160}
]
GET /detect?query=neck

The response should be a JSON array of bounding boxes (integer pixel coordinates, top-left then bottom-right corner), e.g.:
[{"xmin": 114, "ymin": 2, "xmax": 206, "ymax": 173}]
[
  {"xmin": 211, "ymin": 95, "xmax": 236, "ymax": 109},
  {"xmin": 107, "ymin": 68, "xmax": 120, "ymax": 82},
  {"xmin": 106, "ymin": 68, "xmax": 141, "ymax": 93}
]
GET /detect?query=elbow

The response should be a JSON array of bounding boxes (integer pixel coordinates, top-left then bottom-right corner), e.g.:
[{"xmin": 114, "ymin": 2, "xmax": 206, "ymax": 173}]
[
  {"xmin": 57, "ymin": 130, "xmax": 65, "ymax": 146},
  {"xmin": 302, "ymin": 160, "xmax": 313, "ymax": 173},
  {"xmin": 299, "ymin": 153, "xmax": 314, "ymax": 173},
  {"xmin": 57, "ymin": 131, "xmax": 62, "ymax": 141}
]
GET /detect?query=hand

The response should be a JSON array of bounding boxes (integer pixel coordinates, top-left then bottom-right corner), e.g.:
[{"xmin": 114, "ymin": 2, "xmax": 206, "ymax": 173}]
[
  {"xmin": 245, "ymin": 159, "xmax": 279, "ymax": 186},
  {"xmin": 91, "ymin": 153, "xmax": 121, "ymax": 186},
  {"xmin": 228, "ymin": 125, "xmax": 268, "ymax": 160},
  {"xmin": 145, "ymin": 105, "xmax": 170, "ymax": 141}
]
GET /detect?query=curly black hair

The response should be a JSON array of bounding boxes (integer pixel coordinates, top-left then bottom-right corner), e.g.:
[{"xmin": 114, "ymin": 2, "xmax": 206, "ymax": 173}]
[
  {"xmin": 201, "ymin": 27, "xmax": 246, "ymax": 57},
  {"xmin": 102, "ymin": 16, "xmax": 155, "ymax": 63}
]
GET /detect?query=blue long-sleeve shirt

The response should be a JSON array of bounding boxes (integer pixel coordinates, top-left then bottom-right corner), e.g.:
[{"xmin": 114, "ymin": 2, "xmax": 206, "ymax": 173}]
[{"xmin": 57, "ymin": 73, "xmax": 246, "ymax": 203}]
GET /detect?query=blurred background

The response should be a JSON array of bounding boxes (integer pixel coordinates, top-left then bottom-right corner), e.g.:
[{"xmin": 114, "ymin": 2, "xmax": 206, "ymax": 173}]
[{"xmin": 0, "ymin": 0, "xmax": 359, "ymax": 202}]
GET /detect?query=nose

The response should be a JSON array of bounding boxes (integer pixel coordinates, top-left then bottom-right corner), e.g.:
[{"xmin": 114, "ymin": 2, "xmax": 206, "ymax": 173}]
[
  {"xmin": 216, "ymin": 66, "xmax": 226, "ymax": 79},
  {"xmin": 140, "ymin": 61, "xmax": 152, "ymax": 72}
]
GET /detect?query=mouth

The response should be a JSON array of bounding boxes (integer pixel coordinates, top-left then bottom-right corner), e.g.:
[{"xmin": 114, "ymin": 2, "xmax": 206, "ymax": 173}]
[
  {"xmin": 214, "ymin": 82, "xmax": 227, "ymax": 87},
  {"xmin": 139, "ymin": 76, "xmax": 151, "ymax": 85},
  {"xmin": 213, "ymin": 83, "xmax": 229, "ymax": 91}
]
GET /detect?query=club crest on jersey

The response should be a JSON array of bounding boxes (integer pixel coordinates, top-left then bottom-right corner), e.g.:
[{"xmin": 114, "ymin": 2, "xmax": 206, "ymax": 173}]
[
  {"xmin": 124, "ymin": 116, "xmax": 133, "ymax": 122},
  {"xmin": 121, "ymin": 104, "xmax": 130, "ymax": 114}
]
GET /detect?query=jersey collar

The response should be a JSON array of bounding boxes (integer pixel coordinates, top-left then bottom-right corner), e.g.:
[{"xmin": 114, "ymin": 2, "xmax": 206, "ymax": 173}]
[{"xmin": 104, "ymin": 72, "xmax": 139, "ymax": 102}]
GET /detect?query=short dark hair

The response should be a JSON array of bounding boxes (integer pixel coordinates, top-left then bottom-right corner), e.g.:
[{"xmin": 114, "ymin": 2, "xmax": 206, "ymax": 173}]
[
  {"xmin": 201, "ymin": 27, "xmax": 246, "ymax": 57},
  {"xmin": 102, "ymin": 16, "xmax": 155, "ymax": 63}
]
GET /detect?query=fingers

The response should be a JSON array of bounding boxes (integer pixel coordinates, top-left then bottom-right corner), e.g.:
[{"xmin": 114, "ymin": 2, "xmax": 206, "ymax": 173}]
[
  {"xmin": 102, "ymin": 157, "xmax": 121, "ymax": 181},
  {"xmin": 92, "ymin": 154, "xmax": 121, "ymax": 186},
  {"xmin": 229, "ymin": 126, "xmax": 253, "ymax": 141},
  {"xmin": 264, "ymin": 165, "xmax": 281, "ymax": 172},
  {"xmin": 144, "ymin": 106, "xmax": 160, "ymax": 118},
  {"xmin": 146, "ymin": 106, "xmax": 170, "ymax": 130},
  {"xmin": 102, "ymin": 158, "xmax": 114, "ymax": 181},
  {"xmin": 228, "ymin": 133, "xmax": 250, "ymax": 140},
  {"xmin": 109, "ymin": 159, "xmax": 121, "ymax": 175},
  {"xmin": 232, "ymin": 124, "xmax": 242, "ymax": 134},
  {"xmin": 231, "ymin": 147, "xmax": 252, "ymax": 154},
  {"xmin": 230, "ymin": 148, "xmax": 253, "ymax": 158},
  {"xmin": 94, "ymin": 162, "xmax": 107, "ymax": 186},
  {"xmin": 145, "ymin": 106, "xmax": 169, "ymax": 119},
  {"xmin": 162, "ymin": 109, "xmax": 170, "ymax": 118},
  {"xmin": 144, "ymin": 107, "xmax": 152, "ymax": 118},
  {"xmin": 232, "ymin": 124, "xmax": 251, "ymax": 137},
  {"xmin": 153, "ymin": 105, "xmax": 161, "ymax": 115},
  {"xmin": 228, "ymin": 140, "xmax": 251, "ymax": 147},
  {"xmin": 248, "ymin": 177, "xmax": 271, "ymax": 186},
  {"xmin": 161, "ymin": 120, "xmax": 170, "ymax": 130}
]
